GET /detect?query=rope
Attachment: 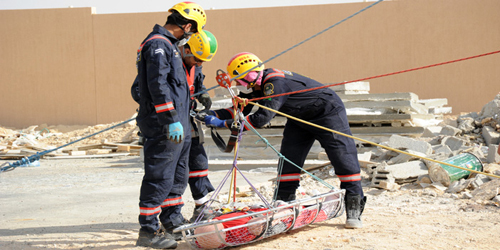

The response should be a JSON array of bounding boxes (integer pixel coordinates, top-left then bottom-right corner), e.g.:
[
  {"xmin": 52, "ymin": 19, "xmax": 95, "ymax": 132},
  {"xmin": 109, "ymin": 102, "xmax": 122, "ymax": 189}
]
[
  {"xmin": 249, "ymin": 49, "xmax": 500, "ymax": 102},
  {"xmin": 248, "ymin": 101, "xmax": 500, "ymax": 180},
  {"xmin": 243, "ymin": 117, "xmax": 335, "ymax": 190},
  {"xmin": 190, "ymin": 0, "xmax": 385, "ymax": 98},
  {"xmin": 0, "ymin": 118, "xmax": 135, "ymax": 173}
]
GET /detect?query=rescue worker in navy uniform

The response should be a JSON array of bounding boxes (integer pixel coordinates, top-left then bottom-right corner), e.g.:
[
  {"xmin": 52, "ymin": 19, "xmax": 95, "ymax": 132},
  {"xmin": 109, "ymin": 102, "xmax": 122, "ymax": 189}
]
[
  {"xmin": 203, "ymin": 52, "xmax": 366, "ymax": 229},
  {"xmin": 178, "ymin": 30, "xmax": 219, "ymax": 222},
  {"xmin": 132, "ymin": 2, "xmax": 207, "ymax": 249},
  {"xmin": 132, "ymin": 30, "xmax": 218, "ymax": 225}
]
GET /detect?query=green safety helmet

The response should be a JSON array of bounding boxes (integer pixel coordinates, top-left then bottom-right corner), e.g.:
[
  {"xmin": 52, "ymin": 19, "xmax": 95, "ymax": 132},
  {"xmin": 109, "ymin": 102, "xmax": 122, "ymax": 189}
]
[{"xmin": 187, "ymin": 30, "xmax": 218, "ymax": 62}]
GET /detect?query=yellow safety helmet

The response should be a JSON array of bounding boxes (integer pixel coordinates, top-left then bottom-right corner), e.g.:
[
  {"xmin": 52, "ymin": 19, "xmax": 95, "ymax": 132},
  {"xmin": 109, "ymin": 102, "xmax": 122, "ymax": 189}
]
[
  {"xmin": 227, "ymin": 52, "xmax": 265, "ymax": 79},
  {"xmin": 188, "ymin": 30, "xmax": 218, "ymax": 62},
  {"xmin": 169, "ymin": 1, "xmax": 206, "ymax": 32}
]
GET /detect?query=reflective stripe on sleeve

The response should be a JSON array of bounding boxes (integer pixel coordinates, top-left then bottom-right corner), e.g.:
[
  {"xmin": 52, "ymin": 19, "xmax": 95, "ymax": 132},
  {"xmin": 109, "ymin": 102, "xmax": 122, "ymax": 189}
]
[
  {"xmin": 263, "ymin": 69, "xmax": 285, "ymax": 82},
  {"xmin": 189, "ymin": 170, "xmax": 208, "ymax": 178},
  {"xmin": 155, "ymin": 102, "xmax": 174, "ymax": 113}
]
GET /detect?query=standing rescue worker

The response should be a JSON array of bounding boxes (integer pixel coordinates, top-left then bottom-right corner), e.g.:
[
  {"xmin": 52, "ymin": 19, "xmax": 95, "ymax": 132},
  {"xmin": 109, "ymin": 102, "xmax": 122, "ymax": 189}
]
[
  {"xmin": 179, "ymin": 30, "xmax": 219, "ymax": 222},
  {"xmin": 203, "ymin": 52, "xmax": 366, "ymax": 229},
  {"xmin": 133, "ymin": 2, "xmax": 207, "ymax": 249}
]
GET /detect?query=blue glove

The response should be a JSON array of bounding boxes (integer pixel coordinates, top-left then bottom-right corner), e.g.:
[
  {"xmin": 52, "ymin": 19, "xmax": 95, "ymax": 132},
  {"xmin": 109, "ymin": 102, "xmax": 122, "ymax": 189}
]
[
  {"xmin": 204, "ymin": 115, "xmax": 226, "ymax": 128},
  {"xmin": 167, "ymin": 121, "xmax": 184, "ymax": 143}
]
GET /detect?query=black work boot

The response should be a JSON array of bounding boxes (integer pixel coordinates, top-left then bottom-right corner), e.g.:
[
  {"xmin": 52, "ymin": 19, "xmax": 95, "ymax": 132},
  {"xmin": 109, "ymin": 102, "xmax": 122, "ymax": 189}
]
[
  {"xmin": 189, "ymin": 202, "xmax": 217, "ymax": 223},
  {"xmin": 136, "ymin": 228, "xmax": 177, "ymax": 249},
  {"xmin": 344, "ymin": 193, "xmax": 367, "ymax": 229},
  {"xmin": 162, "ymin": 220, "xmax": 189, "ymax": 241},
  {"xmin": 276, "ymin": 193, "xmax": 296, "ymax": 202}
]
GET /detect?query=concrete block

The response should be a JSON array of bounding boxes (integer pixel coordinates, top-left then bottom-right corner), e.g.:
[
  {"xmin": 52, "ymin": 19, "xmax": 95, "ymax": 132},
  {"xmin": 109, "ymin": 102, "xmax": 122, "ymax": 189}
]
[
  {"xmin": 370, "ymin": 169, "xmax": 395, "ymax": 188},
  {"xmin": 388, "ymin": 134, "xmax": 432, "ymax": 155},
  {"xmin": 482, "ymin": 126, "xmax": 500, "ymax": 146},
  {"xmin": 478, "ymin": 95, "xmax": 500, "ymax": 118},
  {"xmin": 418, "ymin": 98, "xmax": 448, "ymax": 109},
  {"xmin": 439, "ymin": 117, "xmax": 458, "ymax": 128},
  {"xmin": 358, "ymin": 151, "xmax": 372, "ymax": 162},
  {"xmin": 422, "ymin": 126, "xmax": 442, "ymax": 138},
  {"xmin": 446, "ymin": 179, "xmax": 471, "ymax": 194},
  {"xmin": 470, "ymin": 174, "xmax": 491, "ymax": 189},
  {"xmin": 430, "ymin": 107, "xmax": 452, "ymax": 114},
  {"xmin": 493, "ymin": 195, "xmax": 500, "ymax": 203},
  {"xmin": 432, "ymin": 144, "xmax": 453, "ymax": 156},
  {"xmin": 387, "ymin": 150, "xmax": 426, "ymax": 165},
  {"xmin": 458, "ymin": 118, "xmax": 475, "ymax": 133},
  {"xmin": 441, "ymin": 136, "xmax": 468, "ymax": 151},
  {"xmin": 329, "ymin": 81, "xmax": 370, "ymax": 92},
  {"xmin": 471, "ymin": 179, "xmax": 500, "ymax": 201},
  {"xmin": 378, "ymin": 180, "xmax": 400, "ymax": 191},
  {"xmin": 462, "ymin": 192, "xmax": 473, "ymax": 199},
  {"xmin": 416, "ymin": 174, "xmax": 432, "ymax": 184},
  {"xmin": 441, "ymin": 125, "xmax": 462, "ymax": 136},
  {"xmin": 381, "ymin": 160, "xmax": 428, "ymax": 180}
]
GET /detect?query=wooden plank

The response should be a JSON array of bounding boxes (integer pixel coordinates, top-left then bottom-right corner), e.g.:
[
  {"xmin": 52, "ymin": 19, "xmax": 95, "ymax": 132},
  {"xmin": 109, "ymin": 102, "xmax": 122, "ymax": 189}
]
[
  {"xmin": 44, "ymin": 153, "xmax": 130, "ymax": 159},
  {"xmin": 76, "ymin": 144, "xmax": 105, "ymax": 151},
  {"xmin": 86, "ymin": 149, "xmax": 113, "ymax": 155},
  {"xmin": 69, "ymin": 150, "xmax": 87, "ymax": 156},
  {"xmin": 116, "ymin": 145, "xmax": 130, "ymax": 152},
  {"xmin": 103, "ymin": 143, "xmax": 143, "ymax": 150}
]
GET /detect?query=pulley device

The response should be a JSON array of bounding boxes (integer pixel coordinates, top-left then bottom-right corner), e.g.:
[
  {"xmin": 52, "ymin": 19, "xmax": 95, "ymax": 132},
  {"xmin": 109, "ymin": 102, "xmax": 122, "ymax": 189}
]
[{"xmin": 192, "ymin": 69, "xmax": 245, "ymax": 153}]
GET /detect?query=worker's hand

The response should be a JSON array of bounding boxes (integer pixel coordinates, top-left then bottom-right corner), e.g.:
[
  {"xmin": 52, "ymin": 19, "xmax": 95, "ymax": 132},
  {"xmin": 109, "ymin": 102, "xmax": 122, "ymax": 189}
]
[
  {"xmin": 167, "ymin": 121, "xmax": 184, "ymax": 143},
  {"xmin": 198, "ymin": 93, "xmax": 212, "ymax": 110},
  {"xmin": 204, "ymin": 115, "xmax": 226, "ymax": 128}
]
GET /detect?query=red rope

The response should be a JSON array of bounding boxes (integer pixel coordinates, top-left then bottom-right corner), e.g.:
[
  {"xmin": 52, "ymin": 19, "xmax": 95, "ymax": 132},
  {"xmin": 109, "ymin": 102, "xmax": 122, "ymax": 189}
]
[{"xmin": 248, "ymin": 50, "xmax": 500, "ymax": 102}]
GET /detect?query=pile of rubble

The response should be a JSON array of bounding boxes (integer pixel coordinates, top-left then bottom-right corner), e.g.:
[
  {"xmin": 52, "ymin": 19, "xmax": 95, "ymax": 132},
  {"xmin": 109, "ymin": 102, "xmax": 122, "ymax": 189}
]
[
  {"xmin": 352, "ymin": 93, "xmax": 500, "ymax": 205},
  {"xmin": 0, "ymin": 119, "xmax": 140, "ymax": 159}
]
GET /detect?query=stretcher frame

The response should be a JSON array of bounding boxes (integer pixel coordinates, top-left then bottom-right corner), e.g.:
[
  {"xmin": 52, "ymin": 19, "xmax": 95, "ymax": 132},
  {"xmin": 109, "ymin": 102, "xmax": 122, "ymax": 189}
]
[{"xmin": 174, "ymin": 189, "xmax": 345, "ymax": 249}]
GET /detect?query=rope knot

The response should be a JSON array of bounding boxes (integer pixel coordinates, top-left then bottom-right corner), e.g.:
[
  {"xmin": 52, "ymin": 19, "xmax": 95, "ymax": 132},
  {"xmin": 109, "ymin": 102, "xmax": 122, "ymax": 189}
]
[{"xmin": 232, "ymin": 97, "xmax": 249, "ymax": 109}]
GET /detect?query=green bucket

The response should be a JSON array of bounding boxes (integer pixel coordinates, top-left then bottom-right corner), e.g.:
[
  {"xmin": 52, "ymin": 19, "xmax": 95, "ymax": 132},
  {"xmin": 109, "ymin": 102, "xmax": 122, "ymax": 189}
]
[{"xmin": 428, "ymin": 153, "xmax": 483, "ymax": 186}]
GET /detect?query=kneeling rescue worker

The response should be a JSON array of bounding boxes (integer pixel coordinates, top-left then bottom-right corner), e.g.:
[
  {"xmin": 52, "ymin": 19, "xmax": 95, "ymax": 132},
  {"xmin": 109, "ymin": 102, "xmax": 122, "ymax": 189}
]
[{"xmin": 203, "ymin": 52, "xmax": 367, "ymax": 229}]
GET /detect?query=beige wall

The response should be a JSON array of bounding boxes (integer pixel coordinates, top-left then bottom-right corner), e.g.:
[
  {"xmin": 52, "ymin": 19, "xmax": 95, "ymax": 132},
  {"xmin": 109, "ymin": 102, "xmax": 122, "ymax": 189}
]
[{"xmin": 1, "ymin": 0, "xmax": 499, "ymax": 129}]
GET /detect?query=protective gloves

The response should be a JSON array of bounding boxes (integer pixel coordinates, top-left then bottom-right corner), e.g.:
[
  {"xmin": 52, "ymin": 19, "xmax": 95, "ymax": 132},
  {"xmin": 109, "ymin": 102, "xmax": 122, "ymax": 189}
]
[
  {"xmin": 198, "ymin": 93, "xmax": 212, "ymax": 110},
  {"xmin": 167, "ymin": 121, "xmax": 184, "ymax": 143},
  {"xmin": 204, "ymin": 115, "xmax": 226, "ymax": 128}
]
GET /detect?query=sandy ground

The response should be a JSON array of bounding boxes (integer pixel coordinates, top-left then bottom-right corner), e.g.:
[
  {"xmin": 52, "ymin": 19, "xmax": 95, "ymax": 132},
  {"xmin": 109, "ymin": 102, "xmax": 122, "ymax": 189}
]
[{"xmin": 1, "ymin": 156, "xmax": 500, "ymax": 250}]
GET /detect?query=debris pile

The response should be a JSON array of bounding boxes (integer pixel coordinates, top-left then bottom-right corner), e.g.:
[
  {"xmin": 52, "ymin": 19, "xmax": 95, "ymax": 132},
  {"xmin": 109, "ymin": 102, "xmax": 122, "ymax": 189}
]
[
  {"xmin": 0, "ymin": 119, "xmax": 140, "ymax": 159},
  {"xmin": 360, "ymin": 93, "xmax": 500, "ymax": 205}
]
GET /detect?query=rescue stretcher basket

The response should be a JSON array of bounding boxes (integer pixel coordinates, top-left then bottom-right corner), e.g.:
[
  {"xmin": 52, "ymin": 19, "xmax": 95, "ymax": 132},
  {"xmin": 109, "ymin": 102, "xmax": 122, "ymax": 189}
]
[{"xmin": 174, "ymin": 189, "xmax": 345, "ymax": 249}]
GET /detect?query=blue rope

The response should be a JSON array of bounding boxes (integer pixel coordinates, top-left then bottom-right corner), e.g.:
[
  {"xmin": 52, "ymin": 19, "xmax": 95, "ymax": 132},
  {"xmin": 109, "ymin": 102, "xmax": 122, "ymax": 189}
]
[
  {"xmin": 0, "ymin": 118, "xmax": 135, "ymax": 173},
  {"xmin": 191, "ymin": 0, "xmax": 384, "ymax": 98}
]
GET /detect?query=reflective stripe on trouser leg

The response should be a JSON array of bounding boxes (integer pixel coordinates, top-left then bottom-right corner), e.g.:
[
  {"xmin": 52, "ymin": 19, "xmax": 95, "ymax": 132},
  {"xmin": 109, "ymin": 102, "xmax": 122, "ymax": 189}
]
[
  {"xmin": 138, "ymin": 134, "xmax": 183, "ymax": 232},
  {"xmin": 159, "ymin": 195, "xmax": 185, "ymax": 227},
  {"xmin": 312, "ymin": 110, "xmax": 364, "ymax": 198}
]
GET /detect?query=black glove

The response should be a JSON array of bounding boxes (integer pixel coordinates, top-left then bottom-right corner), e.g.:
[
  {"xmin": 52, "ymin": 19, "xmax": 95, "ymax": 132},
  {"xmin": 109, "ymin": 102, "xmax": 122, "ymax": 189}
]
[{"xmin": 198, "ymin": 93, "xmax": 212, "ymax": 110}]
